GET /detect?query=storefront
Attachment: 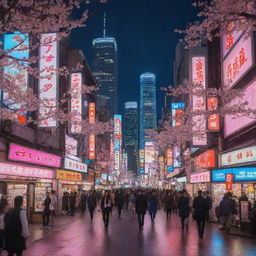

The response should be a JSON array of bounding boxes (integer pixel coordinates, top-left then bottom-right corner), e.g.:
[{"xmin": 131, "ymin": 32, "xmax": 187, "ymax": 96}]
[
  {"xmin": 0, "ymin": 161, "xmax": 55, "ymax": 222},
  {"xmin": 190, "ymin": 170, "xmax": 211, "ymax": 197},
  {"xmin": 212, "ymin": 167, "xmax": 256, "ymax": 204},
  {"xmin": 176, "ymin": 176, "xmax": 187, "ymax": 191}
]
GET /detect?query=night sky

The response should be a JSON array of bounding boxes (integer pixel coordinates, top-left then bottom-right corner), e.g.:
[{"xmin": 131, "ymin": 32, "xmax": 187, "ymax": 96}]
[{"xmin": 71, "ymin": 0, "xmax": 198, "ymax": 119}]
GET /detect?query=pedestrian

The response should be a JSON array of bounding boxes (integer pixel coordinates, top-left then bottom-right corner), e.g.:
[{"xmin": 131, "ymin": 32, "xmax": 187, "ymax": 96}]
[
  {"xmin": 42, "ymin": 192, "xmax": 51, "ymax": 229},
  {"xmin": 193, "ymin": 190, "xmax": 208, "ymax": 238},
  {"xmin": 80, "ymin": 191, "xmax": 87, "ymax": 215},
  {"xmin": 148, "ymin": 191, "xmax": 158, "ymax": 223},
  {"xmin": 124, "ymin": 191, "xmax": 129, "ymax": 210},
  {"xmin": 231, "ymin": 195, "xmax": 238, "ymax": 227},
  {"xmin": 164, "ymin": 191, "xmax": 174, "ymax": 220},
  {"xmin": 115, "ymin": 190, "xmax": 124, "ymax": 219},
  {"xmin": 62, "ymin": 192, "xmax": 70, "ymax": 216},
  {"xmin": 101, "ymin": 191, "xmax": 112, "ymax": 230},
  {"xmin": 219, "ymin": 193, "xmax": 233, "ymax": 233},
  {"xmin": 49, "ymin": 190, "xmax": 57, "ymax": 227},
  {"xmin": 87, "ymin": 191, "xmax": 97, "ymax": 222},
  {"xmin": 178, "ymin": 190, "xmax": 190, "ymax": 230},
  {"xmin": 135, "ymin": 190, "xmax": 148, "ymax": 229},
  {"xmin": 69, "ymin": 192, "xmax": 76, "ymax": 216},
  {"xmin": 129, "ymin": 191, "xmax": 136, "ymax": 213},
  {"xmin": 4, "ymin": 196, "xmax": 30, "ymax": 256},
  {"xmin": 0, "ymin": 195, "xmax": 8, "ymax": 207},
  {"xmin": 0, "ymin": 202, "xmax": 9, "ymax": 256},
  {"xmin": 205, "ymin": 191, "xmax": 212, "ymax": 222}
]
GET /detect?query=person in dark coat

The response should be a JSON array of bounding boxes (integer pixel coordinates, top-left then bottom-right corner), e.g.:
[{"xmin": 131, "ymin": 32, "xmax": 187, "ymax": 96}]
[
  {"xmin": 87, "ymin": 191, "xmax": 97, "ymax": 222},
  {"xmin": 42, "ymin": 192, "xmax": 51, "ymax": 228},
  {"xmin": 69, "ymin": 192, "xmax": 76, "ymax": 216},
  {"xmin": 101, "ymin": 191, "xmax": 112, "ymax": 230},
  {"xmin": 164, "ymin": 191, "xmax": 174, "ymax": 220},
  {"xmin": 148, "ymin": 191, "xmax": 158, "ymax": 223},
  {"xmin": 193, "ymin": 190, "xmax": 208, "ymax": 238},
  {"xmin": 205, "ymin": 191, "xmax": 212, "ymax": 222},
  {"xmin": 115, "ymin": 190, "xmax": 125, "ymax": 219},
  {"xmin": 62, "ymin": 192, "xmax": 70, "ymax": 215},
  {"xmin": 219, "ymin": 192, "xmax": 233, "ymax": 232},
  {"xmin": 80, "ymin": 191, "xmax": 87, "ymax": 215},
  {"xmin": 178, "ymin": 190, "xmax": 190, "ymax": 230},
  {"xmin": 4, "ymin": 196, "xmax": 30, "ymax": 256},
  {"xmin": 135, "ymin": 190, "xmax": 148, "ymax": 229}
]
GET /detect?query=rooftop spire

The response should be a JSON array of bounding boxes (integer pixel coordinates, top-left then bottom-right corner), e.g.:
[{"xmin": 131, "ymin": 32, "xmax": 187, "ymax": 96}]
[{"xmin": 103, "ymin": 11, "xmax": 106, "ymax": 38}]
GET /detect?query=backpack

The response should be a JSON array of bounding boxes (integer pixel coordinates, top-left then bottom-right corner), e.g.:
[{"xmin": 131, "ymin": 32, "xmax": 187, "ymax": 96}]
[{"xmin": 4, "ymin": 208, "xmax": 22, "ymax": 235}]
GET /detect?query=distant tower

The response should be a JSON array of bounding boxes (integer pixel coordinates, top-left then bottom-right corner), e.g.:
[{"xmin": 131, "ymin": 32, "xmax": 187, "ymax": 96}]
[
  {"xmin": 124, "ymin": 102, "xmax": 138, "ymax": 173},
  {"xmin": 139, "ymin": 73, "xmax": 157, "ymax": 150},
  {"xmin": 92, "ymin": 12, "xmax": 118, "ymax": 121}
]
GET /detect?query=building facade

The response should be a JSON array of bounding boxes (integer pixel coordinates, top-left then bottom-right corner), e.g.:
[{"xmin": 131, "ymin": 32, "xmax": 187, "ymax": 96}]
[
  {"xmin": 92, "ymin": 37, "xmax": 118, "ymax": 121},
  {"xmin": 124, "ymin": 102, "xmax": 138, "ymax": 173}
]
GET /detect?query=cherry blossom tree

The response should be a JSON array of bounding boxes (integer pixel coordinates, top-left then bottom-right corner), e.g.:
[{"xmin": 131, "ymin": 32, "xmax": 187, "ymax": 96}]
[{"xmin": 176, "ymin": 0, "xmax": 256, "ymax": 47}]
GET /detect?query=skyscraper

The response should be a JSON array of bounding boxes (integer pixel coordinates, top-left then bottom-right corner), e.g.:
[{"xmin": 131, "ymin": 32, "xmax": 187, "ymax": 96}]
[
  {"xmin": 124, "ymin": 102, "xmax": 138, "ymax": 173},
  {"xmin": 139, "ymin": 72, "xmax": 157, "ymax": 149},
  {"xmin": 92, "ymin": 37, "xmax": 118, "ymax": 121}
]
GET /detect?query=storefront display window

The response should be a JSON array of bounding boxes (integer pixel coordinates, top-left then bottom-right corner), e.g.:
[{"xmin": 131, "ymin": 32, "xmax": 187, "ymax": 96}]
[
  {"xmin": 8, "ymin": 184, "xmax": 27, "ymax": 208},
  {"xmin": 34, "ymin": 183, "xmax": 52, "ymax": 212}
]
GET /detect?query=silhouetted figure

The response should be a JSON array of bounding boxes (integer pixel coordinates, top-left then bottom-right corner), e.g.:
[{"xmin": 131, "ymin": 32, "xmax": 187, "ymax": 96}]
[
  {"xmin": 148, "ymin": 191, "xmax": 158, "ymax": 223},
  {"xmin": 101, "ymin": 191, "xmax": 112, "ymax": 230},
  {"xmin": 135, "ymin": 190, "xmax": 148, "ymax": 229},
  {"xmin": 178, "ymin": 190, "xmax": 190, "ymax": 230}
]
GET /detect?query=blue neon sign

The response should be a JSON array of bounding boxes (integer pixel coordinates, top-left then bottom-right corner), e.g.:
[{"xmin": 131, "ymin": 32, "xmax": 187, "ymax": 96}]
[{"xmin": 212, "ymin": 167, "xmax": 256, "ymax": 182}]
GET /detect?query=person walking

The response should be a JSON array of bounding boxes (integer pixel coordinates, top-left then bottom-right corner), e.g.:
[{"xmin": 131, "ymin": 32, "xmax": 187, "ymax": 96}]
[
  {"xmin": 204, "ymin": 191, "xmax": 212, "ymax": 222},
  {"xmin": 164, "ymin": 191, "xmax": 174, "ymax": 220},
  {"xmin": 4, "ymin": 196, "xmax": 30, "ymax": 256},
  {"xmin": 101, "ymin": 191, "xmax": 112, "ymax": 230},
  {"xmin": 42, "ymin": 192, "xmax": 51, "ymax": 229},
  {"xmin": 115, "ymin": 190, "xmax": 124, "ymax": 219},
  {"xmin": 178, "ymin": 190, "xmax": 190, "ymax": 231},
  {"xmin": 62, "ymin": 192, "xmax": 70, "ymax": 216},
  {"xmin": 49, "ymin": 190, "xmax": 57, "ymax": 227},
  {"xmin": 80, "ymin": 191, "xmax": 87, "ymax": 216},
  {"xmin": 219, "ymin": 192, "xmax": 233, "ymax": 233},
  {"xmin": 193, "ymin": 190, "xmax": 208, "ymax": 238},
  {"xmin": 69, "ymin": 192, "xmax": 76, "ymax": 216},
  {"xmin": 148, "ymin": 191, "xmax": 158, "ymax": 223},
  {"xmin": 135, "ymin": 190, "xmax": 148, "ymax": 229},
  {"xmin": 0, "ymin": 201, "xmax": 9, "ymax": 256},
  {"xmin": 129, "ymin": 191, "xmax": 136, "ymax": 213},
  {"xmin": 87, "ymin": 191, "xmax": 97, "ymax": 222}
]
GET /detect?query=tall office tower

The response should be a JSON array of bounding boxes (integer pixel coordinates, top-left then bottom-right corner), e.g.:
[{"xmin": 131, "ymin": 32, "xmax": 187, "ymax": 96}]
[
  {"xmin": 139, "ymin": 72, "xmax": 157, "ymax": 150},
  {"xmin": 124, "ymin": 102, "xmax": 138, "ymax": 173},
  {"xmin": 92, "ymin": 37, "xmax": 118, "ymax": 121}
]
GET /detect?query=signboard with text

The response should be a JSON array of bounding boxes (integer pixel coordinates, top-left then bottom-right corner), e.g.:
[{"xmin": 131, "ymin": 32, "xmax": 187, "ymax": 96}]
[
  {"xmin": 64, "ymin": 157, "xmax": 87, "ymax": 173},
  {"xmin": 207, "ymin": 97, "xmax": 220, "ymax": 131},
  {"xmin": 220, "ymin": 146, "xmax": 256, "ymax": 167},
  {"xmin": 226, "ymin": 173, "xmax": 233, "ymax": 192},
  {"xmin": 39, "ymin": 33, "xmax": 58, "ymax": 127},
  {"xmin": 190, "ymin": 171, "xmax": 211, "ymax": 183},
  {"xmin": 8, "ymin": 143, "xmax": 61, "ymax": 168},
  {"xmin": 57, "ymin": 170, "xmax": 82, "ymax": 181},
  {"xmin": 65, "ymin": 135, "xmax": 77, "ymax": 156},
  {"xmin": 114, "ymin": 115, "xmax": 122, "ymax": 175},
  {"xmin": 171, "ymin": 102, "xmax": 185, "ymax": 127},
  {"xmin": 192, "ymin": 56, "xmax": 207, "ymax": 146},
  {"xmin": 194, "ymin": 149, "xmax": 216, "ymax": 170},
  {"xmin": 88, "ymin": 102, "xmax": 96, "ymax": 160}
]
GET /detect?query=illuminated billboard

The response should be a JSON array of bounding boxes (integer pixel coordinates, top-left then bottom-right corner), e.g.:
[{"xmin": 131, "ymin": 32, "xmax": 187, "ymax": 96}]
[
  {"xmin": 191, "ymin": 56, "xmax": 207, "ymax": 146},
  {"xmin": 166, "ymin": 148, "xmax": 174, "ymax": 172},
  {"xmin": 65, "ymin": 135, "xmax": 77, "ymax": 156},
  {"xmin": 70, "ymin": 73, "xmax": 82, "ymax": 133},
  {"xmin": 171, "ymin": 102, "xmax": 185, "ymax": 127},
  {"xmin": 114, "ymin": 115, "xmax": 122, "ymax": 175},
  {"xmin": 173, "ymin": 146, "xmax": 182, "ymax": 168},
  {"xmin": 222, "ymin": 34, "xmax": 253, "ymax": 89},
  {"xmin": 207, "ymin": 97, "xmax": 220, "ymax": 131},
  {"xmin": 139, "ymin": 149, "xmax": 145, "ymax": 174},
  {"xmin": 88, "ymin": 103, "xmax": 96, "ymax": 160},
  {"xmin": 145, "ymin": 142, "xmax": 157, "ymax": 174},
  {"xmin": 3, "ymin": 33, "xmax": 29, "ymax": 111},
  {"xmin": 194, "ymin": 149, "xmax": 216, "ymax": 170},
  {"xmin": 39, "ymin": 33, "xmax": 58, "ymax": 127},
  {"xmin": 224, "ymin": 80, "xmax": 256, "ymax": 137}
]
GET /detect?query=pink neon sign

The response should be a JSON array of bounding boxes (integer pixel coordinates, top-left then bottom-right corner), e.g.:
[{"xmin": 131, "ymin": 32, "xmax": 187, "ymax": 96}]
[
  {"xmin": 0, "ymin": 161, "xmax": 54, "ymax": 179},
  {"xmin": 8, "ymin": 143, "xmax": 61, "ymax": 168},
  {"xmin": 190, "ymin": 171, "xmax": 211, "ymax": 183}
]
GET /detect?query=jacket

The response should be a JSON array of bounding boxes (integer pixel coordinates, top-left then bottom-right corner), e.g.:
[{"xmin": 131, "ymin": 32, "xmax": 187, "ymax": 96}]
[
  {"xmin": 219, "ymin": 197, "xmax": 233, "ymax": 216},
  {"xmin": 135, "ymin": 194, "xmax": 148, "ymax": 214},
  {"xmin": 178, "ymin": 196, "xmax": 190, "ymax": 218},
  {"xmin": 87, "ymin": 195, "xmax": 96, "ymax": 209},
  {"xmin": 193, "ymin": 196, "xmax": 208, "ymax": 220}
]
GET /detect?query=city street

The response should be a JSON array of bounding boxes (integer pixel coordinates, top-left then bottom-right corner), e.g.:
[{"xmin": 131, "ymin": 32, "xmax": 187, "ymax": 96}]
[{"xmin": 25, "ymin": 209, "xmax": 256, "ymax": 256}]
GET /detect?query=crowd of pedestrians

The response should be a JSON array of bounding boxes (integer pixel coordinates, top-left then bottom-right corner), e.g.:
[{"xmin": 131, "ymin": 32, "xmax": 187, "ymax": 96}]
[{"xmin": 0, "ymin": 188, "xmax": 255, "ymax": 255}]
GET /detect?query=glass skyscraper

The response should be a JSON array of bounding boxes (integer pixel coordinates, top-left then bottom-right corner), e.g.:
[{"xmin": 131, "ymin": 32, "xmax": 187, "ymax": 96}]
[
  {"xmin": 92, "ymin": 37, "xmax": 118, "ymax": 120},
  {"xmin": 124, "ymin": 102, "xmax": 138, "ymax": 173},
  {"xmin": 139, "ymin": 73, "xmax": 157, "ymax": 150}
]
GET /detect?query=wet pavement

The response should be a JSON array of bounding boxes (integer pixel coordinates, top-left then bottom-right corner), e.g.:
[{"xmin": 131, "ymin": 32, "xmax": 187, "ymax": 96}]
[{"xmin": 24, "ymin": 208, "xmax": 256, "ymax": 256}]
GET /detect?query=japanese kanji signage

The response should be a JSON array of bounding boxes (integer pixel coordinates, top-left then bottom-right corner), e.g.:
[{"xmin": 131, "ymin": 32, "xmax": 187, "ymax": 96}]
[
  {"xmin": 114, "ymin": 115, "xmax": 122, "ymax": 175},
  {"xmin": 65, "ymin": 135, "xmax": 77, "ymax": 156},
  {"xmin": 39, "ymin": 33, "xmax": 58, "ymax": 127},
  {"xmin": 0, "ymin": 161, "xmax": 54, "ymax": 179},
  {"xmin": 64, "ymin": 157, "xmax": 87, "ymax": 173},
  {"xmin": 171, "ymin": 102, "xmax": 185, "ymax": 127},
  {"xmin": 166, "ymin": 148, "xmax": 174, "ymax": 172},
  {"xmin": 57, "ymin": 170, "xmax": 82, "ymax": 181},
  {"xmin": 8, "ymin": 143, "xmax": 61, "ymax": 168},
  {"xmin": 223, "ymin": 34, "xmax": 253, "ymax": 89},
  {"xmin": 190, "ymin": 171, "xmax": 211, "ymax": 183},
  {"xmin": 71, "ymin": 72, "xmax": 82, "ymax": 133},
  {"xmin": 226, "ymin": 173, "xmax": 233, "ymax": 192},
  {"xmin": 88, "ymin": 103, "xmax": 96, "ymax": 160},
  {"xmin": 191, "ymin": 56, "xmax": 207, "ymax": 146},
  {"xmin": 194, "ymin": 149, "xmax": 216, "ymax": 170},
  {"xmin": 207, "ymin": 97, "xmax": 220, "ymax": 131},
  {"xmin": 220, "ymin": 146, "xmax": 256, "ymax": 167}
]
